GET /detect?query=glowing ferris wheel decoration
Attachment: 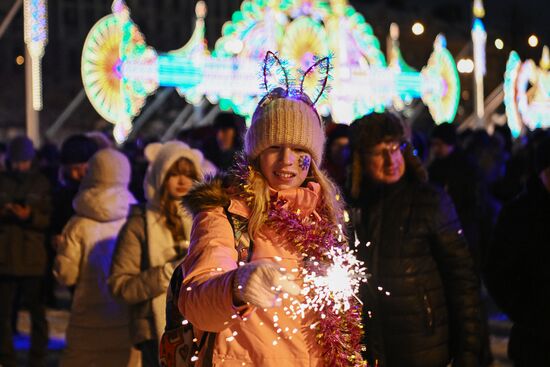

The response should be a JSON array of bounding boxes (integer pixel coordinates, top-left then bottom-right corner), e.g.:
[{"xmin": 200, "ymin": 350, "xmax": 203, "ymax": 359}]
[
  {"xmin": 81, "ymin": 14, "xmax": 125, "ymax": 126},
  {"xmin": 82, "ymin": 0, "xmax": 460, "ymax": 142},
  {"xmin": 504, "ymin": 46, "xmax": 550, "ymax": 137}
]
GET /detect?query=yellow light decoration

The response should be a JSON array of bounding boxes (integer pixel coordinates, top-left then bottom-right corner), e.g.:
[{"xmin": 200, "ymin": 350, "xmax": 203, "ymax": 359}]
[
  {"xmin": 541, "ymin": 46, "xmax": 549, "ymax": 71},
  {"xmin": 473, "ymin": 0, "xmax": 485, "ymax": 18},
  {"xmin": 280, "ymin": 17, "xmax": 330, "ymax": 95},
  {"xmin": 81, "ymin": 14, "xmax": 125, "ymax": 125}
]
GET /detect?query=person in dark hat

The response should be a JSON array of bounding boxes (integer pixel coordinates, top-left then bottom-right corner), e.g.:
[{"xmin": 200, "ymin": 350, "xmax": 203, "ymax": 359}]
[
  {"xmin": 484, "ymin": 135, "xmax": 550, "ymax": 367},
  {"xmin": 429, "ymin": 122, "xmax": 457, "ymax": 158},
  {"xmin": 6, "ymin": 136, "xmax": 36, "ymax": 168},
  {"xmin": 59, "ymin": 134, "xmax": 99, "ymax": 186},
  {"xmin": 0, "ymin": 136, "xmax": 52, "ymax": 367},
  {"xmin": 322, "ymin": 123, "xmax": 351, "ymax": 190},
  {"xmin": 347, "ymin": 113, "xmax": 481, "ymax": 367},
  {"xmin": 51, "ymin": 135, "xmax": 99, "ymax": 252},
  {"xmin": 204, "ymin": 113, "xmax": 245, "ymax": 172}
]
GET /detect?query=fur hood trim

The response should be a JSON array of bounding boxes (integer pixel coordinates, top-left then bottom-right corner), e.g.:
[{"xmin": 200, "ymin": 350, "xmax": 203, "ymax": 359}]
[{"xmin": 182, "ymin": 174, "xmax": 234, "ymax": 216}]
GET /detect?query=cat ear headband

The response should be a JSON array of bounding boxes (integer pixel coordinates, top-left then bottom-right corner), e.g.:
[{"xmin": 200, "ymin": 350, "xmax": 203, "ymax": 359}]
[{"xmin": 261, "ymin": 51, "xmax": 331, "ymax": 107}]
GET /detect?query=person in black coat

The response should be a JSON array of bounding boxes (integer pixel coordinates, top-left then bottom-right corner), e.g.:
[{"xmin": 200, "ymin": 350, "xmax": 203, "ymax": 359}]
[
  {"xmin": 428, "ymin": 123, "xmax": 486, "ymax": 268},
  {"xmin": 429, "ymin": 123, "xmax": 495, "ymax": 367},
  {"xmin": 484, "ymin": 136, "xmax": 550, "ymax": 366},
  {"xmin": 348, "ymin": 113, "xmax": 481, "ymax": 367},
  {"xmin": 0, "ymin": 137, "xmax": 52, "ymax": 367}
]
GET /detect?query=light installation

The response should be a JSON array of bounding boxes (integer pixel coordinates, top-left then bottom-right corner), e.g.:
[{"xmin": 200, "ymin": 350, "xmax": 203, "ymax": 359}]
[
  {"xmin": 504, "ymin": 46, "xmax": 550, "ymax": 137},
  {"xmin": 471, "ymin": 18, "xmax": 486, "ymax": 126},
  {"xmin": 23, "ymin": 0, "xmax": 48, "ymax": 111},
  {"xmin": 82, "ymin": 0, "xmax": 460, "ymax": 142}
]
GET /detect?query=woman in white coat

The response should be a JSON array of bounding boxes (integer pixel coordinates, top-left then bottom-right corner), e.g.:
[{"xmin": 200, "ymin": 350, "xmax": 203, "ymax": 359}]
[
  {"xmin": 54, "ymin": 148, "xmax": 138, "ymax": 367},
  {"xmin": 109, "ymin": 141, "xmax": 212, "ymax": 367}
]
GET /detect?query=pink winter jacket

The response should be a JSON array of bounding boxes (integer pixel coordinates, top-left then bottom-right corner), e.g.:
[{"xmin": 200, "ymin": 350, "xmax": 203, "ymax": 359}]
[{"xmin": 179, "ymin": 182, "xmax": 325, "ymax": 367}]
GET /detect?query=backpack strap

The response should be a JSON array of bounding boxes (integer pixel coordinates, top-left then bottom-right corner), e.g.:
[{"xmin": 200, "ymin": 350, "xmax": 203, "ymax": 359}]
[{"xmin": 224, "ymin": 206, "xmax": 254, "ymax": 263}]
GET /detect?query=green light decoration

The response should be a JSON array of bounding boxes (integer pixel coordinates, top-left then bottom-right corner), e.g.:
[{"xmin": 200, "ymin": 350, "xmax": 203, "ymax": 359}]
[
  {"xmin": 81, "ymin": 0, "xmax": 460, "ymax": 142},
  {"xmin": 503, "ymin": 47, "xmax": 550, "ymax": 137}
]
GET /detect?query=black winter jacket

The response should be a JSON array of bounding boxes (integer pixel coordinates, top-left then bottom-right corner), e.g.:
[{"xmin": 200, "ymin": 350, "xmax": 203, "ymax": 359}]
[
  {"xmin": 352, "ymin": 178, "xmax": 481, "ymax": 367},
  {"xmin": 0, "ymin": 169, "xmax": 52, "ymax": 276},
  {"xmin": 428, "ymin": 149, "xmax": 488, "ymax": 270},
  {"xmin": 484, "ymin": 176, "xmax": 550, "ymax": 365}
]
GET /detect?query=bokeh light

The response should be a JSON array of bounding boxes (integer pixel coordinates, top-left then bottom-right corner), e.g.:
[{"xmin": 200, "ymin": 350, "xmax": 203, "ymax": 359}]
[
  {"xmin": 457, "ymin": 58, "xmax": 474, "ymax": 73},
  {"xmin": 528, "ymin": 35, "xmax": 539, "ymax": 48},
  {"xmin": 411, "ymin": 22, "xmax": 424, "ymax": 36}
]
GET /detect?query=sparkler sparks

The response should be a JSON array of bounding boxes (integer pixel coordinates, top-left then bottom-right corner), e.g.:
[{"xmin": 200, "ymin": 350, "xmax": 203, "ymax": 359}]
[
  {"xmin": 305, "ymin": 246, "xmax": 367, "ymax": 313},
  {"xmin": 292, "ymin": 246, "xmax": 367, "ymax": 317}
]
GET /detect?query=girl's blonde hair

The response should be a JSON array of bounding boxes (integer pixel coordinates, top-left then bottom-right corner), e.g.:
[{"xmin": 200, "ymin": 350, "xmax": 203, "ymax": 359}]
[{"xmin": 245, "ymin": 158, "xmax": 345, "ymax": 237}]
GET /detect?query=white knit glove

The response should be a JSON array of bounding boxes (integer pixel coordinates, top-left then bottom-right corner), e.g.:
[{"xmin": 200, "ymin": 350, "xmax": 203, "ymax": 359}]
[{"xmin": 233, "ymin": 261, "xmax": 300, "ymax": 309}]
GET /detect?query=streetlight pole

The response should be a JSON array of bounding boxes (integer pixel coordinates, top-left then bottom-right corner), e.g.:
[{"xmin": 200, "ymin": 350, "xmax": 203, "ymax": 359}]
[
  {"xmin": 24, "ymin": 47, "xmax": 40, "ymax": 144},
  {"xmin": 471, "ymin": 0, "xmax": 486, "ymax": 129},
  {"xmin": 23, "ymin": 0, "xmax": 48, "ymax": 145}
]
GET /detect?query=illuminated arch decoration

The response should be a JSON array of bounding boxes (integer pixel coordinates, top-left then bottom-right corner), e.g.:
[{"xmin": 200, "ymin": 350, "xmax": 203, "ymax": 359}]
[
  {"xmin": 82, "ymin": 0, "xmax": 460, "ymax": 142},
  {"xmin": 504, "ymin": 47, "xmax": 550, "ymax": 137}
]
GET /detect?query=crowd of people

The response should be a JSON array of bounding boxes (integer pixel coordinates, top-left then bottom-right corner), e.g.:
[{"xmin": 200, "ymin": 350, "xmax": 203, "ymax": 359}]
[{"xmin": 0, "ymin": 80, "xmax": 549, "ymax": 367}]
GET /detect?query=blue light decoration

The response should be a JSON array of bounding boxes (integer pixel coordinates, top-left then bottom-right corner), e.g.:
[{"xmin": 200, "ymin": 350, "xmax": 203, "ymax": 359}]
[
  {"xmin": 81, "ymin": 0, "xmax": 461, "ymax": 142},
  {"xmin": 472, "ymin": 18, "xmax": 486, "ymax": 78},
  {"xmin": 504, "ymin": 47, "xmax": 550, "ymax": 137},
  {"xmin": 23, "ymin": 0, "xmax": 48, "ymax": 111}
]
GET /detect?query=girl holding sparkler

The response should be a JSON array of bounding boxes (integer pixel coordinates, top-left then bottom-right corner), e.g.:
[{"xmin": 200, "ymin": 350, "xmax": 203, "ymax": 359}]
[{"xmin": 179, "ymin": 53, "xmax": 366, "ymax": 367}]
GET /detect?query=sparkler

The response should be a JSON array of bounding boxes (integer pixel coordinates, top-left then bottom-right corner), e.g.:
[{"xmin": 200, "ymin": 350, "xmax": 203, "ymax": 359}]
[{"xmin": 292, "ymin": 245, "xmax": 367, "ymax": 317}]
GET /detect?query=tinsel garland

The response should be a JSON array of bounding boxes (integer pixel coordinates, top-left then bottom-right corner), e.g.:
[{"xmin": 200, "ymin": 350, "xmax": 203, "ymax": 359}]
[
  {"xmin": 231, "ymin": 157, "xmax": 367, "ymax": 367},
  {"xmin": 268, "ymin": 201, "xmax": 366, "ymax": 367}
]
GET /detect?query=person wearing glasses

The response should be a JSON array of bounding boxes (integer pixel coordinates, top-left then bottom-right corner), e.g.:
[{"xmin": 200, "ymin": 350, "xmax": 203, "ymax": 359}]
[{"xmin": 347, "ymin": 113, "xmax": 482, "ymax": 367}]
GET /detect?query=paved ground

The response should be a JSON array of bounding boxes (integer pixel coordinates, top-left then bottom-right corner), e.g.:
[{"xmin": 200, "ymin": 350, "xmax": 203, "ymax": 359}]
[
  {"xmin": 14, "ymin": 289, "xmax": 513, "ymax": 366},
  {"xmin": 15, "ymin": 309, "xmax": 65, "ymax": 367}
]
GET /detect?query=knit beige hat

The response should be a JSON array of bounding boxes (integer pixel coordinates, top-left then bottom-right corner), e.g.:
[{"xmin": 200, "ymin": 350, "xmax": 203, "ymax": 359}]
[{"xmin": 245, "ymin": 96, "xmax": 325, "ymax": 164}]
